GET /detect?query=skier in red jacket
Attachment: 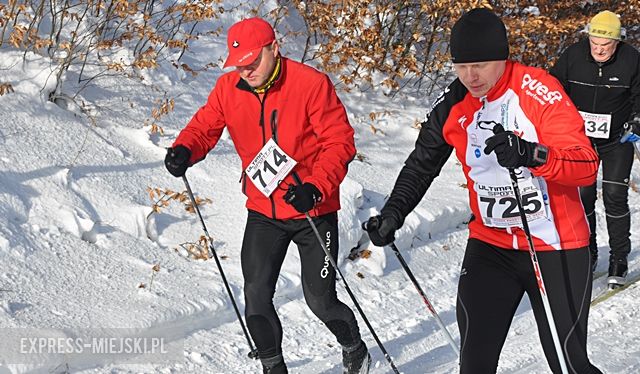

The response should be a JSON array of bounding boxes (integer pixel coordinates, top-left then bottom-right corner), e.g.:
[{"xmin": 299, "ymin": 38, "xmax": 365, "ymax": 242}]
[
  {"xmin": 165, "ymin": 18, "xmax": 369, "ymax": 374},
  {"xmin": 366, "ymin": 8, "xmax": 602, "ymax": 373}
]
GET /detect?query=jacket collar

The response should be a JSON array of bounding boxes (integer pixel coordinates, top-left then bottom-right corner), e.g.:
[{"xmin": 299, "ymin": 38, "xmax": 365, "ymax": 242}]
[{"xmin": 474, "ymin": 60, "xmax": 513, "ymax": 103}]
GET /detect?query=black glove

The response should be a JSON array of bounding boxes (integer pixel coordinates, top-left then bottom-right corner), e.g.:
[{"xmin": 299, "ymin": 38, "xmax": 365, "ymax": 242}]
[
  {"xmin": 621, "ymin": 116, "xmax": 640, "ymax": 143},
  {"xmin": 484, "ymin": 124, "xmax": 547, "ymax": 168},
  {"xmin": 284, "ymin": 183, "xmax": 322, "ymax": 213},
  {"xmin": 164, "ymin": 145, "xmax": 192, "ymax": 177},
  {"xmin": 364, "ymin": 215, "xmax": 399, "ymax": 247}
]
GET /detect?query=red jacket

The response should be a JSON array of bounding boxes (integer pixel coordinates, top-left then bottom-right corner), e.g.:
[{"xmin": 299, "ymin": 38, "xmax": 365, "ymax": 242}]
[
  {"xmin": 173, "ymin": 57, "xmax": 356, "ymax": 220},
  {"xmin": 452, "ymin": 62, "xmax": 598, "ymax": 250},
  {"xmin": 383, "ymin": 61, "xmax": 599, "ymax": 250}
]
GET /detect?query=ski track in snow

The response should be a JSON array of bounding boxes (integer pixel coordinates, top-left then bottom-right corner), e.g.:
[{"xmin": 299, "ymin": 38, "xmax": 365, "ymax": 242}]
[{"xmin": 2, "ymin": 10, "xmax": 640, "ymax": 374}]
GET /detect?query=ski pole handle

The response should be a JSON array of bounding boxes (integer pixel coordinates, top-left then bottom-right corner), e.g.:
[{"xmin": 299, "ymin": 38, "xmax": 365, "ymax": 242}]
[{"xmin": 361, "ymin": 218, "xmax": 381, "ymax": 232}]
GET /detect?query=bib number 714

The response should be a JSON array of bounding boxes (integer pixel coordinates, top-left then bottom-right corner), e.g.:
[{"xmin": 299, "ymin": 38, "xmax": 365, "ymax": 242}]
[
  {"xmin": 251, "ymin": 149, "xmax": 288, "ymax": 188},
  {"xmin": 245, "ymin": 139, "xmax": 297, "ymax": 197}
]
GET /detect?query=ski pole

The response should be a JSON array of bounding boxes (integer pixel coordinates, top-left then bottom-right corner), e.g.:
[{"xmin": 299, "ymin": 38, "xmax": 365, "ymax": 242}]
[
  {"xmin": 182, "ymin": 174, "xmax": 259, "ymax": 360},
  {"xmin": 361, "ymin": 221, "xmax": 460, "ymax": 357},
  {"xmin": 290, "ymin": 175, "xmax": 400, "ymax": 374},
  {"xmin": 389, "ymin": 244, "xmax": 459, "ymax": 357},
  {"xmin": 507, "ymin": 168, "xmax": 569, "ymax": 374}
]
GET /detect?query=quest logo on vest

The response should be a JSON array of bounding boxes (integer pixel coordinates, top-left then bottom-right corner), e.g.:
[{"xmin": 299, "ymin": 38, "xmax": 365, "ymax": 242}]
[{"xmin": 521, "ymin": 74, "xmax": 563, "ymax": 105}]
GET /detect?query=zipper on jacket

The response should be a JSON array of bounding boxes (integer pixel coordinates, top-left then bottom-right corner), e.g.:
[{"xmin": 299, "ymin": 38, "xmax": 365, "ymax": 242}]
[
  {"xmin": 237, "ymin": 76, "xmax": 285, "ymax": 219},
  {"xmin": 258, "ymin": 92, "xmax": 268, "ymax": 146},
  {"xmin": 270, "ymin": 110, "xmax": 279, "ymax": 143},
  {"xmin": 269, "ymin": 109, "xmax": 281, "ymax": 219},
  {"xmin": 255, "ymin": 92, "xmax": 278, "ymax": 219},
  {"xmin": 592, "ymin": 66, "xmax": 602, "ymax": 112}
]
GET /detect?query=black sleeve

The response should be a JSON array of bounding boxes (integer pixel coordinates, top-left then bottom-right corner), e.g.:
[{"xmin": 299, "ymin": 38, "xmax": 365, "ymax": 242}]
[
  {"xmin": 549, "ymin": 49, "xmax": 570, "ymax": 93},
  {"xmin": 629, "ymin": 45, "xmax": 640, "ymax": 117},
  {"xmin": 380, "ymin": 80, "xmax": 466, "ymax": 226}
]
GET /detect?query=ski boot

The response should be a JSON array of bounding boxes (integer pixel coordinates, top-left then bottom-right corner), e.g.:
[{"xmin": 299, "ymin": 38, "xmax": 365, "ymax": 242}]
[
  {"xmin": 342, "ymin": 340, "xmax": 371, "ymax": 374},
  {"xmin": 607, "ymin": 257, "xmax": 628, "ymax": 290}
]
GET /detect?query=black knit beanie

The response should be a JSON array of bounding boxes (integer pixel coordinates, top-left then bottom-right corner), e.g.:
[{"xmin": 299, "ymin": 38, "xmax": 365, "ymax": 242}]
[{"xmin": 450, "ymin": 8, "xmax": 509, "ymax": 63}]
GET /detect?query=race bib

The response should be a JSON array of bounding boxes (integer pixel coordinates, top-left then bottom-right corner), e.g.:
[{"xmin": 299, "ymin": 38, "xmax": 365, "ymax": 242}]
[
  {"xmin": 579, "ymin": 111, "xmax": 611, "ymax": 139},
  {"xmin": 476, "ymin": 179, "xmax": 547, "ymax": 228},
  {"xmin": 245, "ymin": 139, "xmax": 297, "ymax": 197}
]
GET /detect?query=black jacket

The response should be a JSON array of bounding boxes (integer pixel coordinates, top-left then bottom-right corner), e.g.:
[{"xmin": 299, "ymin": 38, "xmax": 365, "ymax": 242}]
[{"xmin": 550, "ymin": 38, "xmax": 640, "ymax": 149}]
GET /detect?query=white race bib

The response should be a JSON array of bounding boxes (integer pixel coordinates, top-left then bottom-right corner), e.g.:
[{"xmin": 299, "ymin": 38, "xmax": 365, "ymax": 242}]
[
  {"xmin": 579, "ymin": 111, "xmax": 611, "ymax": 139},
  {"xmin": 245, "ymin": 139, "xmax": 297, "ymax": 197},
  {"xmin": 476, "ymin": 178, "xmax": 547, "ymax": 228}
]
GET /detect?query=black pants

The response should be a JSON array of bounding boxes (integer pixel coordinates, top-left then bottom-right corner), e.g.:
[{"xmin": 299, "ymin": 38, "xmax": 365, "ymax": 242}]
[
  {"xmin": 241, "ymin": 210, "xmax": 361, "ymax": 359},
  {"xmin": 457, "ymin": 239, "xmax": 601, "ymax": 374},
  {"xmin": 581, "ymin": 141, "xmax": 634, "ymax": 260}
]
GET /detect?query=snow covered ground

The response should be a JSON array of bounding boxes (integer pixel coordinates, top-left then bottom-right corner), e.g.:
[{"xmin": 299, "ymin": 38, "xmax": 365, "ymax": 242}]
[{"xmin": 1, "ymin": 6, "xmax": 640, "ymax": 374}]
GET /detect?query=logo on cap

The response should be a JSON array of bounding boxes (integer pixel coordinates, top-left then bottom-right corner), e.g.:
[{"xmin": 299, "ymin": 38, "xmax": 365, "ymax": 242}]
[
  {"xmin": 224, "ymin": 18, "xmax": 275, "ymax": 68},
  {"xmin": 238, "ymin": 52, "xmax": 254, "ymax": 64}
]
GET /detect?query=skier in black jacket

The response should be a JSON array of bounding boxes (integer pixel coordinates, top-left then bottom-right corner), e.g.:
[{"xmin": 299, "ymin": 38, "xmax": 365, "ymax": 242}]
[{"xmin": 550, "ymin": 10, "xmax": 640, "ymax": 288}]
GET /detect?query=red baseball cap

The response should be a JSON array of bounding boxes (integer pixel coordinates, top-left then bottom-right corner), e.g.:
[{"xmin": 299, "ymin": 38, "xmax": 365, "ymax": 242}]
[{"xmin": 223, "ymin": 18, "xmax": 276, "ymax": 68}]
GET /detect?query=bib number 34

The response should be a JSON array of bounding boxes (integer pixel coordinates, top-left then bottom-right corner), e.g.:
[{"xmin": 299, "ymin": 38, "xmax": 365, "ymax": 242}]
[{"xmin": 579, "ymin": 111, "xmax": 611, "ymax": 139}]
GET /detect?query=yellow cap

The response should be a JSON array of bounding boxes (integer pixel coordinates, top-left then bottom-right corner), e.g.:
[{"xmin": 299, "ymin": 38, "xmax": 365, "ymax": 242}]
[{"xmin": 589, "ymin": 11, "xmax": 621, "ymax": 40}]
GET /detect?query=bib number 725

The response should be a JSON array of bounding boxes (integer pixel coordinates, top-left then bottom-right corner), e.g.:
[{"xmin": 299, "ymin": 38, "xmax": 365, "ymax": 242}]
[{"xmin": 479, "ymin": 191, "xmax": 542, "ymax": 218}]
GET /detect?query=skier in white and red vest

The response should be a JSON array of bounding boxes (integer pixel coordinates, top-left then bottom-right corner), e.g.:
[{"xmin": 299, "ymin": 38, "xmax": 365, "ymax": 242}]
[{"xmin": 366, "ymin": 8, "xmax": 602, "ymax": 374}]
